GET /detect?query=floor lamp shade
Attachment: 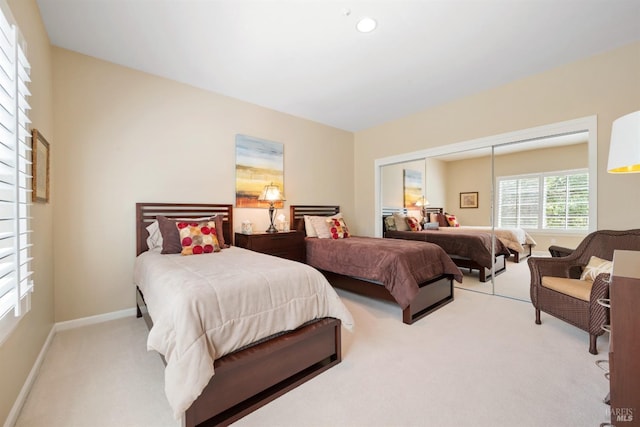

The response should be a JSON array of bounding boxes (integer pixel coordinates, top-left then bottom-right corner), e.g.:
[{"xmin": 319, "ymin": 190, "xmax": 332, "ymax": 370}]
[{"xmin": 608, "ymin": 110, "xmax": 640, "ymax": 173}]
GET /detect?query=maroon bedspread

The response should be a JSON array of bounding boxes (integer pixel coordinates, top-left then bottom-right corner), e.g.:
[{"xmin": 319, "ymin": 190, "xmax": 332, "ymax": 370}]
[
  {"xmin": 306, "ymin": 236, "xmax": 463, "ymax": 309},
  {"xmin": 385, "ymin": 229, "xmax": 510, "ymax": 269}
]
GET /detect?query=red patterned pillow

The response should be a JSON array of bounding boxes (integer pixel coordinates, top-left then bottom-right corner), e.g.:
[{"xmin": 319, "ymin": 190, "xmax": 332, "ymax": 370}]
[
  {"xmin": 178, "ymin": 220, "xmax": 221, "ymax": 255},
  {"xmin": 406, "ymin": 216, "xmax": 421, "ymax": 231},
  {"xmin": 158, "ymin": 215, "xmax": 227, "ymax": 253},
  {"xmin": 445, "ymin": 214, "xmax": 460, "ymax": 227},
  {"xmin": 327, "ymin": 217, "xmax": 350, "ymax": 239}
]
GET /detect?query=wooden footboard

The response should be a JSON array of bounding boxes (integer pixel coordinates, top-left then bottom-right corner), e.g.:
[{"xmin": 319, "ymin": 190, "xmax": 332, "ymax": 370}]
[
  {"xmin": 450, "ymin": 253, "xmax": 506, "ymax": 282},
  {"xmin": 136, "ymin": 287, "xmax": 341, "ymax": 427},
  {"xmin": 320, "ymin": 271, "xmax": 453, "ymax": 324},
  {"xmin": 510, "ymin": 244, "xmax": 532, "ymax": 263}
]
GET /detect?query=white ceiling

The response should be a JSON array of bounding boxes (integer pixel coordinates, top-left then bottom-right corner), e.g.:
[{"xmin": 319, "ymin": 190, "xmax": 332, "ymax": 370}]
[{"xmin": 36, "ymin": 0, "xmax": 640, "ymax": 132}]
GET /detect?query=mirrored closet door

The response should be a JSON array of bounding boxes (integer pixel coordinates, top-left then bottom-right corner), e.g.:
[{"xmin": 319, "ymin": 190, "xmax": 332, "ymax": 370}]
[{"xmin": 376, "ymin": 116, "xmax": 597, "ymax": 303}]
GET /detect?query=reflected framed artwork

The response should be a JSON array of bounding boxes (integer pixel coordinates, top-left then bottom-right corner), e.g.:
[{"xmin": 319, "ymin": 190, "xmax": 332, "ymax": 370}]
[
  {"xmin": 32, "ymin": 129, "xmax": 50, "ymax": 203},
  {"xmin": 460, "ymin": 192, "xmax": 478, "ymax": 209},
  {"xmin": 403, "ymin": 169, "xmax": 422, "ymax": 208}
]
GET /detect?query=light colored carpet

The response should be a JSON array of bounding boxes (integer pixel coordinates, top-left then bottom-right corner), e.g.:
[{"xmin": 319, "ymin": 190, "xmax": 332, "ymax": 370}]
[
  {"xmin": 14, "ymin": 265, "xmax": 611, "ymax": 427},
  {"xmin": 455, "ymin": 251, "xmax": 550, "ymax": 301}
]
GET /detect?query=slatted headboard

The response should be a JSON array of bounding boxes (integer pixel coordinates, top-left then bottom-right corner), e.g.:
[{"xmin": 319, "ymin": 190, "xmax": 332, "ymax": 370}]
[
  {"xmin": 136, "ymin": 203, "xmax": 233, "ymax": 255},
  {"xmin": 290, "ymin": 205, "xmax": 340, "ymax": 235}
]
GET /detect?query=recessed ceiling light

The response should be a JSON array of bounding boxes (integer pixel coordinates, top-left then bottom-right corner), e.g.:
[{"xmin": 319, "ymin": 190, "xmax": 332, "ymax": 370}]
[{"xmin": 356, "ymin": 17, "xmax": 377, "ymax": 33}]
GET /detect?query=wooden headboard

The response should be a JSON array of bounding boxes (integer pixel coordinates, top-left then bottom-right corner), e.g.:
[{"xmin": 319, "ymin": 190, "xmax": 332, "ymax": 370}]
[
  {"xmin": 136, "ymin": 203, "xmax": 233, "ymax": 255},
  {"xmin": 290, "ymin": 205, "xmax": 340, "ymax": 235},
  {"xmin": 382, "ymin": 206, "xmax": 443, "ymax": 216}
]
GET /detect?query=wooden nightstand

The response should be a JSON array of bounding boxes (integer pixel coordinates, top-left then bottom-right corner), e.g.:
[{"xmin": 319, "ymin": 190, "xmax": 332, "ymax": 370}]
[{"xmin": 235, "ymin": 231, "xmax": 305, "ymax": 262}]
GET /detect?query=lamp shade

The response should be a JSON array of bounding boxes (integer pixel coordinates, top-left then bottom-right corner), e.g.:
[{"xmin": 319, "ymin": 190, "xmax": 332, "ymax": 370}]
[
  {"xmin": 257, "ymin": 183, "xmax": 283, "ymax": 202},
  {"xmin": 608, "ymin": 111, "xmax": 640, "ymax": 173}
]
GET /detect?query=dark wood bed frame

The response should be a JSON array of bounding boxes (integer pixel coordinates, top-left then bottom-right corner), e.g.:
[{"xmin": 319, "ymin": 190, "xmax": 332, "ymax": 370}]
[
  {"xmin": 509, "ymin": 245, "xmax": 532, "ymax": 263},
  {"xmin": 135, "ymin": 203, "xmax": 342, "ymax": 427},
  {"xmin": 290, "ymin": 205, "xmax": 454, "ymax": 325},
  {"xmin": 382, "ymin": 207, "xmax": 506, "ymax": 282}
]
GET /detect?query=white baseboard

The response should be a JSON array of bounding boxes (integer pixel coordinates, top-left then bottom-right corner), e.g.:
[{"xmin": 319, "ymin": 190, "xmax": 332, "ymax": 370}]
[
  {"xmin": 3, "ymin": 325, "xmax": 55, "ymax": 427},
  {"xmin": 54, "ymin": 308, "xmax": 137, "ymax": 331},
  {"xmin": 4, "ymin": 307, "xmax": 138, "ymax": 427}
]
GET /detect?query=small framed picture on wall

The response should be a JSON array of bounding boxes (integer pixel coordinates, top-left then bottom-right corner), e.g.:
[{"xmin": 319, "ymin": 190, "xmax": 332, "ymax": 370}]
[
  {"xmin": 32, "ymin": 129, "xmax": 50, "ymax": 203},
  {"xmin": 460, "ymin": 192, "xmax": 478, "ymax": 209}
]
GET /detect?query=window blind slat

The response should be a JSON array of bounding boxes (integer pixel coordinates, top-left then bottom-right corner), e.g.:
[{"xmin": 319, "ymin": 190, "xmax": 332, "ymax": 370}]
[{"xmin": 0, "ymin": 7, "xmax": 32, "ymax": 333}]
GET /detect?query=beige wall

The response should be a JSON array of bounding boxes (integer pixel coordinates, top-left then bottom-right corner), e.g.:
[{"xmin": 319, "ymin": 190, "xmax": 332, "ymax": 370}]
[
  {"xmin": 354, "ymin": 42, "xmax": 640, "ymax": 239},
  {"xmin": 0, "ymin": 0, "xmax": 54, "ymax": 424},
  {"xmin": 51, "ymin": 48, "xmax": 354, "ymax": 322}
]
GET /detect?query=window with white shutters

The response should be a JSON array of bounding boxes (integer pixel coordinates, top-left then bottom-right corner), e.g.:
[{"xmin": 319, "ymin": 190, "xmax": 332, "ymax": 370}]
[
  {"xmin": 497, "ymin": 169, "xmax": 588, "ymax": 232},
  {"xmin": 0, "ymin": 1, "xmax": 33, "ymax": 344}
]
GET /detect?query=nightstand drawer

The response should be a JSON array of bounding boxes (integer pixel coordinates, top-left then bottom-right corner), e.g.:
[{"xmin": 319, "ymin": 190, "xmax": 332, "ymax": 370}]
[{"xmin": 235, "ymin": 232, "xmax": 305, "ymax": 262}]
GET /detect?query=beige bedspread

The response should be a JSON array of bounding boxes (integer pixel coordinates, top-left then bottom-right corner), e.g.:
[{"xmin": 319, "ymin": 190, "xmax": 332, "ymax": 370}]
[
  {"xmin": 133, "ymin": 247, "xmax": 354, "ymax": 419},
  {"xmin": 445, "ymin": 226, "xmax": 537, "ymax": 253}
]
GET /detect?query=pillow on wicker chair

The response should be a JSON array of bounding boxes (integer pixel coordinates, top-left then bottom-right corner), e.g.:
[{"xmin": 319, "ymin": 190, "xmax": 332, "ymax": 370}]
[{"xmin": 580, "ymin": 256, "xmax": 613, "ymax": 282}]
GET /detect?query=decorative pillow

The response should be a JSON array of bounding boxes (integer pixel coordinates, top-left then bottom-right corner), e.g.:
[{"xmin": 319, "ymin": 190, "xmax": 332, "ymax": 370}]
[
  {"xmin": 157, "ymin": 215, "xmax": 226, "ymax": 254},
  {"xmin": 406, "ymin": 216, "xmax": 421, "ymax": 231},
  {"xmin": 146, "ymin": 221, "xmax": 162, "ymax": 250},
  {"xmin": 429, "ymin": 213, "xmax": 439, "ymax": 223},
  {"xmin": 178, "ymin": 220, "xmax": 221, "ymax": 255},
  {"xmin": 311, "ymin": 215, "xmax": 333, "ymax": 238},
  {"xmin": 436, "ymin": 213, "xmax": 449, "ymax": 227},
  {"xmin": 384, "ymin": 216, "xmax": 396, "ymax": 231},
  {"xmin": 580, "ymin": 256, "xmax": 613, "ymax": 282},
  {"xmin": 304, "ymin": 213, "xmax": 341, "ymax": 237},
  {"xmin": 392, "ymin": 213, "xmax": 410, "ymax": 231},
  {"xmin": 423, "ymin": 222, "xmax": 439, "ymax": 230},
  {"xmin": 327, "ymin": 217, "xmax": 350, "ymax": 239},
  {"xmin": 445, "ymin": 214, "xmax": 460, "ymax": 227}
]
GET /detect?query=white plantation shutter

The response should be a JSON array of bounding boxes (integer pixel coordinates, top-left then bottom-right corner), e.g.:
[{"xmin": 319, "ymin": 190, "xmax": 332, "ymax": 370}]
[
  {"xmin": 0, "ymin": 1, "xmax": 32, "ymax": 332},
  {"xmin": 497, "ymin": 169, "xmax": 588, "ymax": 232},
  {"xmin": 497, "ymin": 177, "xmax": 539, "ymax": 228},
  {"xmin": 543, "ymin": 172, "xmax": 589, "ymax": 230}
]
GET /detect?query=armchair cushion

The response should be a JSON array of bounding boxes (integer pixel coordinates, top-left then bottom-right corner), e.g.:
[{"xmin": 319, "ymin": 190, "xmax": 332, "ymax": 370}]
[{"xmin": 541, "ymin": 277, "xmax": 593, "ymax": 302}]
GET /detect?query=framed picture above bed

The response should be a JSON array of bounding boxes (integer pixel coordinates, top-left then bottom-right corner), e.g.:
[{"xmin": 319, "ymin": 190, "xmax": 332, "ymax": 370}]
[
  {"xmin": 235, "ymin": 134, "xmax": 284, "ymax": 209},
  {"xmin": 460, "ymin": 191, "xmax": 478, "ymax": 209}
]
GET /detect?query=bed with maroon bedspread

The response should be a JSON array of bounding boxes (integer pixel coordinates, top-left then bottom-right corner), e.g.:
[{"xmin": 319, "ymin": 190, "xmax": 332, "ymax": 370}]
[
  {"xmin": 306, "ymin": 236, "xmax": 463, "ymax": 310},
  {"xmin": 385, "ymin": 228, "xmax": 510, "ymax": 270}
]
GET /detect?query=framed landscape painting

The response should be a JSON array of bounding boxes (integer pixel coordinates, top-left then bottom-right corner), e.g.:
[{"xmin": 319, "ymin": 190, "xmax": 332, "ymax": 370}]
[{"xmin": 235, "ymin": 135, "xmax": 284, "ymax": 208}]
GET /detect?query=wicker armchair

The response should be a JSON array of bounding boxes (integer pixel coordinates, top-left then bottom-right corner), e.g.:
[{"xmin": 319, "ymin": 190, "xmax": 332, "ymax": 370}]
[{"xmin": 528, "ymin": 229, "xmax": 640, "ymax": 354}]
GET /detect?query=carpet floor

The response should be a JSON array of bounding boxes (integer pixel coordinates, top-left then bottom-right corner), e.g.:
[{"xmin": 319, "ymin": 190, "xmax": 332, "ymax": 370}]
[{"xmin": 14, "ymin": 260, "xmax": 611, "ymax": 427}]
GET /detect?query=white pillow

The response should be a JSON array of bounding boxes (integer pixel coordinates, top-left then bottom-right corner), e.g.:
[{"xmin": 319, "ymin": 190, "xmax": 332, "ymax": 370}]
[
  {"xmin": 392, "ymin": 212, "xmax": 410, "ymax": 231},
  {"xmin": 146, "ymin": 221, "xmax": 162, "ymax": 249},
  {"xmin": 580, "ymin": 256, "xmax": 613, "ymax": 282},
  {"xmin": 304, "ymin": 215, "xmax": 319, "ymax": 237},
  {"xmin": 305, "ymin": 213, "xmax": 342, "ymax": 238}
]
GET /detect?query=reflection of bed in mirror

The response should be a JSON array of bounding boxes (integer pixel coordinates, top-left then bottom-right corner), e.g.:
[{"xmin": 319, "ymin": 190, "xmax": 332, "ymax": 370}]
[
  {"xmin": 427, "ymin": 207, "xmax": 536, "ymax": 262},
  {"xmin": 383, "ymin": 208, "xmax": 510, "ymax": 282},
  {"xmin": 290, "ymin": 205, "xmax": 463, "ymax": 325},
  {"xmin": 134, "ymin": 203, "xmax": 352, "ymax": 427}
]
